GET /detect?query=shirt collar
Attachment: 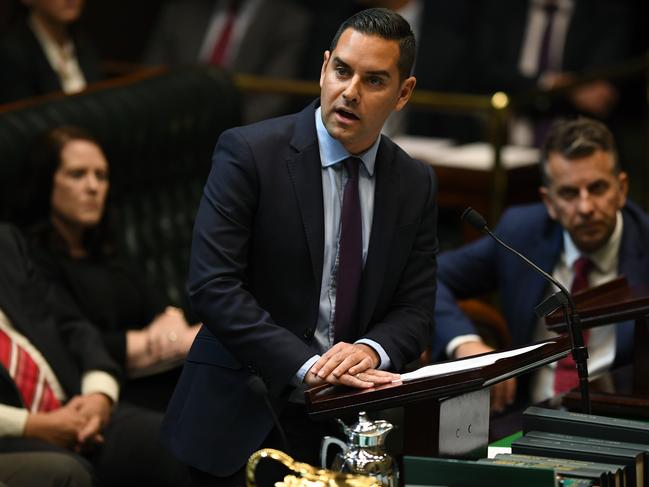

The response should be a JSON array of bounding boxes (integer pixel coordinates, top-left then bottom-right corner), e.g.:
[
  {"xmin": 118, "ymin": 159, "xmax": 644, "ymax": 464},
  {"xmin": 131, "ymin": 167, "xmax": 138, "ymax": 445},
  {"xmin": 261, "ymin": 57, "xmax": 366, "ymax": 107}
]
[
  {"xmin": 563, "ymin": 210, "xmax": 623, "ymax": 274},
  {"xmin": 29, "ymin": 14, "xmax": 76, "ymax": 60},
  {"xmin": 315, "ymin": 107, "xmax": 379, "ymax": 176}
]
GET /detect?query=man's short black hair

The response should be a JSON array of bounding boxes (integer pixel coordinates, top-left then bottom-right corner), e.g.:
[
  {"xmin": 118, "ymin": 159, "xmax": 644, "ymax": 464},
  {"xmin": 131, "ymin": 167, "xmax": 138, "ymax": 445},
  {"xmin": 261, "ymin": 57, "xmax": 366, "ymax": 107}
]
[
  {"xmin": 540, "ymin": 117, "xmax": 620, "ymax": 186},
  {"xmin": 329, "ymin": 8, "xmax": 416, "ymax": 81}
]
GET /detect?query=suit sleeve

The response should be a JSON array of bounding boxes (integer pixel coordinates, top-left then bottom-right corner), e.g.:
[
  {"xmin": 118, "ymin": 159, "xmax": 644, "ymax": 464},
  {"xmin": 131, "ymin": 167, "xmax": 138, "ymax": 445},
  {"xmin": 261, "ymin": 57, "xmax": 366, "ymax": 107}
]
[
  {"xmin": 432, "ymin": 216, "xmax": 510, "ymax": 359},
  {"xmin": 187, "ymin": 130, "xmax": 317, "ymax": 396},
  {"xmin": 0, "ymin": 40, "xmax": 38, "ymax": 104},
  {"xmin": 360, "ymin": 164, "xmax": 438, "ymax": 372}
]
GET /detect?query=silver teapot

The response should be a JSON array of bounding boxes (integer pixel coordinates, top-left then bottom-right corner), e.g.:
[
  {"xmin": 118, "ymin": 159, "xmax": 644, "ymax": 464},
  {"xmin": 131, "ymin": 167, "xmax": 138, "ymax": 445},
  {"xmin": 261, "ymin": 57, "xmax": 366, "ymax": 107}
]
[{"xmin": 320, "ymin": 411, "xmax": 399, "ymax": 487}]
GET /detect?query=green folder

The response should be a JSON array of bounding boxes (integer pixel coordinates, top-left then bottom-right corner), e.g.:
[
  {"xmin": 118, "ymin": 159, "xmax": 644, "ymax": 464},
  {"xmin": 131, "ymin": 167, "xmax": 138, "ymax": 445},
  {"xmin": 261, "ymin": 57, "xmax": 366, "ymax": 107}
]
[{"xmin": 404, "ymin": 456, "xmax": 557, "ymax": 486}]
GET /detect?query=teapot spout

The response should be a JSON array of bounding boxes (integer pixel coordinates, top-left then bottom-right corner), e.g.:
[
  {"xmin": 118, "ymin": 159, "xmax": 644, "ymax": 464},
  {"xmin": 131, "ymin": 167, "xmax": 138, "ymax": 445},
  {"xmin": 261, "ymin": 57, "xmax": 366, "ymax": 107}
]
[{"xmin": 335, "ymin": 417, "xmax": 351, "ymax": 436}]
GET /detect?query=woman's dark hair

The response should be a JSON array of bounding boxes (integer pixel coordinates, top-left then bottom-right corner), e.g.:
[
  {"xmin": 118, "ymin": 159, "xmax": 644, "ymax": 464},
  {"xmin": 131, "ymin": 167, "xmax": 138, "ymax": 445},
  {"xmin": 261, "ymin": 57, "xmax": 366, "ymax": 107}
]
[{"xmin": 25, "ymin": 125, "xmax": 114, "ymax": 257}]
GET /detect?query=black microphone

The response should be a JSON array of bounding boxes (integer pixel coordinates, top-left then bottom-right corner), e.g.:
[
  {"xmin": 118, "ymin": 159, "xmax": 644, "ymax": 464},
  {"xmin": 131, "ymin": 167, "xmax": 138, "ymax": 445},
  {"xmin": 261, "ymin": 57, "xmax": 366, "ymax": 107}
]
[
  {"xmin": 247, "ymin": 374, "xmax": 290, "ymax": 453},
  {"xmin": 461, "ymin": 207, "xmax": 591, "ymax": 413}
]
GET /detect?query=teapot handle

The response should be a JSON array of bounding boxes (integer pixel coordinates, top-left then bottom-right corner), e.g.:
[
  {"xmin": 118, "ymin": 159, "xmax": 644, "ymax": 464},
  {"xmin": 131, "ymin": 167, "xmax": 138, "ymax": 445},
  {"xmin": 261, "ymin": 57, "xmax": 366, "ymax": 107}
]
[{"xmin": 320, "ymin": 436, "xmax": 347, "ymax": 469}]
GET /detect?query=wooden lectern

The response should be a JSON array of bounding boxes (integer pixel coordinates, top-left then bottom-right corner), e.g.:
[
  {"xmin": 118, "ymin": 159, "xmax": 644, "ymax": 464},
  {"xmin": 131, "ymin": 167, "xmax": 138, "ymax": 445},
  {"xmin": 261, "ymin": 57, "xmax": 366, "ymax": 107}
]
[
  {"xmin": 305, "ymin": 336, "xmax": 570, "ymax": 459},
  {"xmin": 545, "ymin": 276, "xmax": 649, "ymax": 417}
]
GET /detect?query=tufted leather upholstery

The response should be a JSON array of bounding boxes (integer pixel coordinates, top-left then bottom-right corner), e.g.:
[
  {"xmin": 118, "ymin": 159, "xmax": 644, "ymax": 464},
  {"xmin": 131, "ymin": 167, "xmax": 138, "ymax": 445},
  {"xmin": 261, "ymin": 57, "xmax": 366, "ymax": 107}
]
[{"xmin": 0, "ymin": 66, "xmax": 242, "ymax": 315}]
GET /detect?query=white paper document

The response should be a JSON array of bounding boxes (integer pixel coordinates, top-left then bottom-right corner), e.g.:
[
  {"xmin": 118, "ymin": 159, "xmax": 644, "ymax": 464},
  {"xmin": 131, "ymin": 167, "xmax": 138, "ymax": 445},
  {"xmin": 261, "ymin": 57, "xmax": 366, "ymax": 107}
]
[{"xmin": 399, "ymin": 342, "xmax": 553, "ymax": 382}]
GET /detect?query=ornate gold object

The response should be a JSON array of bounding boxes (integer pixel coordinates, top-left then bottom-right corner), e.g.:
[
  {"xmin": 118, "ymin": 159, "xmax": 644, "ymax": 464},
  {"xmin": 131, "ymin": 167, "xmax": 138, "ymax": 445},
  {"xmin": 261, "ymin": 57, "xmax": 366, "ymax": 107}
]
[{"xmin": 246, "ymin": 448, "xmax": 380, "ymax": 487}]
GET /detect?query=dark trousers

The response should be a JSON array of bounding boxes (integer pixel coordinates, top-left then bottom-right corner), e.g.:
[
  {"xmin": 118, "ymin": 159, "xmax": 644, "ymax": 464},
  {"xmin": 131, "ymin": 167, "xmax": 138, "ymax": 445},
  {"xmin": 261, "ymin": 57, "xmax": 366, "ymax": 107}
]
[
  {"xmin": 0, "ymin": 451, "xmax": 93, "ymax": 487},
  {"xmin": 0, "ymin": 403, "xmax": 189, "ymax": 487},
  {"xmin": 189, "ymin": 403, "xmax": 341, "ymax": 487}
]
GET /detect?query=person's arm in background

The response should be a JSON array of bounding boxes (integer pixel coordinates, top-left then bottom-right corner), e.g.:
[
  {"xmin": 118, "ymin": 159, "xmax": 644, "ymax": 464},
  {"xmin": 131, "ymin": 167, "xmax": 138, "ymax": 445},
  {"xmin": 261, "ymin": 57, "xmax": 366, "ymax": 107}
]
[{"xmin": 432, "ymin": 228, "xmax": 515, "ymax": 411}]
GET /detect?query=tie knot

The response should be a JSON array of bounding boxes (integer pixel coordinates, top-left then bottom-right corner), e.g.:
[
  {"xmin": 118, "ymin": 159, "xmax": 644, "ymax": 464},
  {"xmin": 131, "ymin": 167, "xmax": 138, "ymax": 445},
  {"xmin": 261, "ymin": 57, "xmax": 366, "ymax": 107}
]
[
  {"xmin": 343, "ymin": 157, "xmax": 360, "ymax": 181},
  {"xmin": 571, "ymin": 256, "xmax": 594, "ymax": 293},
  {"xmin": 543, "ymin": 0, "xmax": 558, "ymax": 14},
  {"xmin": 573, "ymin": 256, "xmax": 593, "ymax": 276}
]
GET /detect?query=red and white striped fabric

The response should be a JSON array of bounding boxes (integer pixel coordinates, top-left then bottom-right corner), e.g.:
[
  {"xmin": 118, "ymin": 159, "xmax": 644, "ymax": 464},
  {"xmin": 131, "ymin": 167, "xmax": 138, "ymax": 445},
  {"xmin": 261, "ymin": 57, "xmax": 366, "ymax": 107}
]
[{"xmin": 0, "ymin": 328, "xmax": 60, "ymax": 412}]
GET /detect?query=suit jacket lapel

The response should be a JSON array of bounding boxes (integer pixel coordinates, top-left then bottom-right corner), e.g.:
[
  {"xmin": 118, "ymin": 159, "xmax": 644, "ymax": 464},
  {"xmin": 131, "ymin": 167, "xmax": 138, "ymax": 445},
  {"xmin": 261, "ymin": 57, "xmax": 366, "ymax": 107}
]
[
  {"xmin": 286, "ymin": 102, "xmax": 324, "ymax": 287},
  {"xmin": 619, "ymin": 211, "xmax": 648, "ymax": 284},
  {"xmin": 514, "ymin": 220, "xmax": 563, "ymax": 343},
  {"xmin": 358, "ymin": 139, "xmax": 399, "ymax": 330}
]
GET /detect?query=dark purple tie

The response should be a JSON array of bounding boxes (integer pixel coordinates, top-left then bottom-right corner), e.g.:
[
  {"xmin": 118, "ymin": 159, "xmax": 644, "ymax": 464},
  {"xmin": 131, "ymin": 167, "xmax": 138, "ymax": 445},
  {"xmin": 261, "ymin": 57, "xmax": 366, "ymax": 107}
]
[
  {"xmin": 334, "ymin": 157, "xmax": 362, "ymax": 343},
  {"xmin": 537, "ymin": 1, "xmax": 558, "ymax": 74},
  {"xmin": 533, "ymin": 0, "xmax": 559, "ymax": 147}
]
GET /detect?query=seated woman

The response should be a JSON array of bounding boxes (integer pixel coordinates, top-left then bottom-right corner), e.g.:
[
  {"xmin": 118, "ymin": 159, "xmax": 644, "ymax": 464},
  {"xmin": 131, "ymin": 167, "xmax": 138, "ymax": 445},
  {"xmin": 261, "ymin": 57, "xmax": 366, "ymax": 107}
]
[{"xmin": 23, "ymin": 125, "xmax": 199, "ymax": 412}]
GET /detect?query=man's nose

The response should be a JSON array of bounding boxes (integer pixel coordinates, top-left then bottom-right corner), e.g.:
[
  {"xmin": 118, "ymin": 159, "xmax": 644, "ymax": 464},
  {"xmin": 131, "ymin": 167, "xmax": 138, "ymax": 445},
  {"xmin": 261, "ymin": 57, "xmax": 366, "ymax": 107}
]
[
  {"xmin": 85, "ymin": 174, "xmax": 100, "ymax": 191},
  {"xmin": 577, "ymin": 188, "xmax": 595, "ymax": 214},
  {"xmin": 342, "ymin": 76, "xmax": 360, "ymax": 103}
]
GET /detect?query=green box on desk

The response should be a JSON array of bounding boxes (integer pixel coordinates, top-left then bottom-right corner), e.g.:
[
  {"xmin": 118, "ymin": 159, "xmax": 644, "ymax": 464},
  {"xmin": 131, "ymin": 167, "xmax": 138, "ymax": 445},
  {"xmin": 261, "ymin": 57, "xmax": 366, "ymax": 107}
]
[{"xmin": 404, "ymin": 456, "xmax": 557, "ymax": 486}]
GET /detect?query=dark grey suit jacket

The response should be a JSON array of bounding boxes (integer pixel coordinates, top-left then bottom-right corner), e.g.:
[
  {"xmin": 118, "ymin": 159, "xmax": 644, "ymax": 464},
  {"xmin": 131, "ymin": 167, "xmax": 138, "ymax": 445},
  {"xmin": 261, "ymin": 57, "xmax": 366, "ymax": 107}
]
[{"xmin": 144, "ymin": 0, "xmax": 311, "ymax": 123}]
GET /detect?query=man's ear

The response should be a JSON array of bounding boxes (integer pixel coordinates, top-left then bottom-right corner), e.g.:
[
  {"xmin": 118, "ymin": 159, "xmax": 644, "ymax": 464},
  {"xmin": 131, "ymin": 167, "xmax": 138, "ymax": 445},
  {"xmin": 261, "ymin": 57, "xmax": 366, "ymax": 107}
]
[
  {"xmin": 319, "ymin": 51, "xmax": 331, "ymax": 88},
  {"xmin": 394, "ymin": 76, "xmax": 416, "ymax": 112},
  {"xmin": 539, "ymin": 186, "xmax": 557, "ymax": 220}
]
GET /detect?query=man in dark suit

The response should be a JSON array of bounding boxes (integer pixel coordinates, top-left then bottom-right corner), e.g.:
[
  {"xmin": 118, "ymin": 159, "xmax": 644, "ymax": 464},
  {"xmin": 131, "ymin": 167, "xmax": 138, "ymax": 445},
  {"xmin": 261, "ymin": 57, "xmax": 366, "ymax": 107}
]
[
  {"xmin": 471, "ymin": 0, "xmax": 632, "ymax": 146},
  {"xmin": 162, "ymin": 8, "xmax": 438, "ymax": 485},
  {"xmin": 0, "ymin": 224, "xmax": 188, "ymax": 486},
  {"xmin": 433, "ymin": 117, "xmax": 649, "ymax": 411}
]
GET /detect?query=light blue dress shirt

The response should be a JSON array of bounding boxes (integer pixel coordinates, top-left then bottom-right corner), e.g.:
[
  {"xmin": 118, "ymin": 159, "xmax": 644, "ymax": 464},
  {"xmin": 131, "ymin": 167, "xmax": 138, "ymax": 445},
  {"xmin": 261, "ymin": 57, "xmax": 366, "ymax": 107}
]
[{"xmin": 293, "ymin": 108, "xmax": 391, "ymax": 385}]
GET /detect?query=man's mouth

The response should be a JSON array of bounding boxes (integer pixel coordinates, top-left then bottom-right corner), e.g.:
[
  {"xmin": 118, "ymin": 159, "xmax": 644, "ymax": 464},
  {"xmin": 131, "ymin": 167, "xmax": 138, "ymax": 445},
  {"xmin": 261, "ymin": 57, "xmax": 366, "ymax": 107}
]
[
  {"xmin": 335, "ymin": 107, "xmax": 360, "ymax": 121},
  {"xmin": 575, "ymin": 221, "xmax": 604, "ymax": 234}
]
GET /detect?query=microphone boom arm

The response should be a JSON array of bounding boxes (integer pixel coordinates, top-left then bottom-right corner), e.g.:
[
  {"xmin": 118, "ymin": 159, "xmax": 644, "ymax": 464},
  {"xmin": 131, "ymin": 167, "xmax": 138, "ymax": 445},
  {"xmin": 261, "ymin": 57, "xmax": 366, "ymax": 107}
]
[{"xmin": 461, "ymin": 207, "xmax": 591, "ymax": 413}]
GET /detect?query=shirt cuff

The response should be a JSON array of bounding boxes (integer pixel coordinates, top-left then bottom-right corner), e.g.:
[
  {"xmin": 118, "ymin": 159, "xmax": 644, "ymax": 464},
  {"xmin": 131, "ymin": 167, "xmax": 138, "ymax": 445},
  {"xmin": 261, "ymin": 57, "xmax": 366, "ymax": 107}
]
[
  {"xmin": 355, "ymin": 339, "xmax": 391, "ymax": 370},
  {"xmin": 293, "ymin": 355, "xmax": 320, "ymax": 386},
  {"xmin": 446, "ymin": 334, "xmax": 483, "ymax": 359},
  {"xmin": 0, "ymin": 404, "xmax": 28, "ymax": 437},
  {"xmin": 81, "ymin": 370, "xmax": 120, "ymax": 404}
]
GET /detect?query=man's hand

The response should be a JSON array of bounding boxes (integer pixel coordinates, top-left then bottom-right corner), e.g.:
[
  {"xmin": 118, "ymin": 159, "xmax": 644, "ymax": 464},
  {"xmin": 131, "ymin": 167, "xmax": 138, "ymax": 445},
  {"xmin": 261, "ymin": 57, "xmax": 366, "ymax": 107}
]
[
  {"xmin": 311, "ymin": 342, "xmax": 379, "ymax": 378},
  {"xmin": 454, "ymin": 340, "xmax": 516, "ymax": 412},
  {"xmin": 305, "ymin": 342, "xmax": 399, "ymax": 389},
  {"xmin": 569, "ymin": 80, "xmax": 618, "ymax": 117},
  {"xmin": 304, "ymin": 366, "xmax": 399, "ymax": 389},
  {"xmin": 66, "ymin": 393, "xmax": 112, "ymax": 445},
  {"xmin": 24, "ymin": 404, "xmax": 89, "ymax": 449}
]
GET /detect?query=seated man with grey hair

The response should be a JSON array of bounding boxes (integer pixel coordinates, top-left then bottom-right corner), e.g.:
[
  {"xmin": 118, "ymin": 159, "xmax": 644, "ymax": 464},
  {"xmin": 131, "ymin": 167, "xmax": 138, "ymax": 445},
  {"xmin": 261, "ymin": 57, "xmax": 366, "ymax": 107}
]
[{"xmin": 433, "ymin": 117, "xmax": 649, "ymax": 411}]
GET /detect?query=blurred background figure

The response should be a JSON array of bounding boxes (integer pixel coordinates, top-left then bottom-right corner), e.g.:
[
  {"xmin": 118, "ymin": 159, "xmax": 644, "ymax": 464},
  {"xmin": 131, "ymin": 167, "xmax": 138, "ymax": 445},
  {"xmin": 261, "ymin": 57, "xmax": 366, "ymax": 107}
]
[
  {"xmin": 22, "ymin": 126, "xmax": 200, "ymax": 412},
  {"xmin": 0, "ymin": 0, "xmax": 102, "ymax": 103},
  {"xmin": 144, "ymin": 0, "xmax": 310, "ymax": 123},
  {"xmin": 469, "ymin": 0, "xmax": 633, "ymax": 147}
]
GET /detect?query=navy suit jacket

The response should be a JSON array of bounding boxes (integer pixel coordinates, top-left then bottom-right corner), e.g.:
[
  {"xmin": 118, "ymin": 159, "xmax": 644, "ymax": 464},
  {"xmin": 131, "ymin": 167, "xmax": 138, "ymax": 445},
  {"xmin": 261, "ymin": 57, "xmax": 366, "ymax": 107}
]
[
  {"xmin": 0, "ymin": 225, "xmax": 119, "ymax": 408},
  {"xmin": 433, "ymin": 202, "xmax": 649, "ymax": 371},
  {"xmin": 162, "ymin": 101, "xmax": 438, "ymax": 476}
]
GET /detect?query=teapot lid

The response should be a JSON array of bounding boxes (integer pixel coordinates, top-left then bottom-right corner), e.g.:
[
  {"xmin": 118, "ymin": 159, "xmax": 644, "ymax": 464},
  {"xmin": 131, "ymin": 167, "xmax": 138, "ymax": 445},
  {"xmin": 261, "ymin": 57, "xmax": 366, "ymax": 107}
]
[{"xmin": 342, "ymin": 411, "xmax": 393, "ymax": 447}]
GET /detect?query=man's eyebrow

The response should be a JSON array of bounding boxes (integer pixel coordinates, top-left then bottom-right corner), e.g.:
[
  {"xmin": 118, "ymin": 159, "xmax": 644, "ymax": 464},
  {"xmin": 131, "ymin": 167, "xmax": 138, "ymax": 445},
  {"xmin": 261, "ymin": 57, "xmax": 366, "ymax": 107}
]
[
  {"xmin": 332, "ymin": 56, "xmax": 350, "ymax": 69},
  {"xmin": 332, "ymin": 56, "xmax": 392, "ymax": 79},
  {"xmin": 366, "ymin": 69, "xmax": 391, "ymax": 79}
]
